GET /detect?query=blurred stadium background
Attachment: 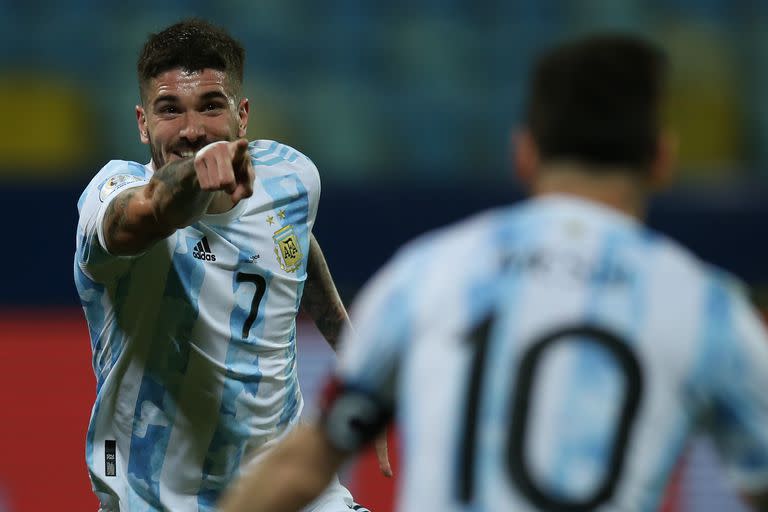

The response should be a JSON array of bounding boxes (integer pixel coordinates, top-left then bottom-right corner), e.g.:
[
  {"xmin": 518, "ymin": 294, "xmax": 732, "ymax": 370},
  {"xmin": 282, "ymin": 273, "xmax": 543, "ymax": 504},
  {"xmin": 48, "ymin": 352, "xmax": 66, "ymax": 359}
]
[{"xmin": 1, "ymin": 1, "xmax": 767, "ymax": 510}]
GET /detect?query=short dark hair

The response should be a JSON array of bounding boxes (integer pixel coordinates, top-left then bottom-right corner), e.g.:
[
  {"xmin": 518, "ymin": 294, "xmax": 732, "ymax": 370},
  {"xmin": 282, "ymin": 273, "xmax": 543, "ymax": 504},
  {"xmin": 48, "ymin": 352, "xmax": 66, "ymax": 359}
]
[
  {"xmin": 526, "ymin": 34, "xmax": 667, "ymax": 173},
  {"xmin": 137, "ymin": 18, "xmax": 245, "ymax": 101}
]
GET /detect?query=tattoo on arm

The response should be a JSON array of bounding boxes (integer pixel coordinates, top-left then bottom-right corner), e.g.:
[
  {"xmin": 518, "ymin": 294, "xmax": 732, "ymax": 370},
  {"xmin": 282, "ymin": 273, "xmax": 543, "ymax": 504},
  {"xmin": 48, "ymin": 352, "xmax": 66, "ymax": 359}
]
[
  {"xmin": 151, "ymin": 158, "xmax": 197, "ymax": 195},
  {"xmin": 303, "ymin": 291, "xmax": 350, "ymax": 350},
  {"xmin": 102, "ymin": 159, "xmax": 213, "ymax": 255},
  {"xmin": 301, "ymin": 236, "xmax": 351, "ymax": 351},
  {"xmin": 148, "ymin": 158, "xmax": 213, "ymax": 227},
  {"xmin": 104, "ymin": 188, "xmax": 138, "ymax": 250}
]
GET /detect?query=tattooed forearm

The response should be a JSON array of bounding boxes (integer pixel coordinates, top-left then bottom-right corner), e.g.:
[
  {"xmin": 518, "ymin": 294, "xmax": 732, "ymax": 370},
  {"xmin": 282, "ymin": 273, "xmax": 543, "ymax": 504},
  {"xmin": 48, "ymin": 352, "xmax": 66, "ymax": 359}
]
[
  {"xmin": 302, "ymin": 283, "xmax": 350, "ymax": 350},
  {"xmin": 147, "ymin": 158, "xmax": 213, "ymax": 229},
  {"xmin": 301, "ymin": 235, "xmax": 351, "ymax": 351},
  {"xmin": 101, "ymin": 158, "xmax": 214, "ymax": 255},
  {"xmin": 104, "ymin": 188, "xmax": 138, "ymax": 250}
]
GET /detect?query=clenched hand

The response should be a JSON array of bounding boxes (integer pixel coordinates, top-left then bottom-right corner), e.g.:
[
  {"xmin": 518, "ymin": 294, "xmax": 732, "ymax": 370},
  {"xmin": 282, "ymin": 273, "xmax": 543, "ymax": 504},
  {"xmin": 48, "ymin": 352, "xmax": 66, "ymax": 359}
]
[{"xmin": 193, "ymin": 139, "xmax": 254, "ymax": 202}]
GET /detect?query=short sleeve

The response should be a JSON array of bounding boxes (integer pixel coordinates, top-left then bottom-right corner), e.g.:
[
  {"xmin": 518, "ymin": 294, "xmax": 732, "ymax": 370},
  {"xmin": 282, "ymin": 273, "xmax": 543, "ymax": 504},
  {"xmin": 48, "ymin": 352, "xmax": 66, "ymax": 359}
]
[
  {"xmin": 283, "ymin": 146, "xmax": 321, "ymax": 230},
  {"xmin": 706, "ymin": 287, "xmax": 768, "ymax": 493},
  {"xmin": 248, "ymin": 140, "xmax": 321, "ymax": 226},
  {"xmin": 75, "ymin": 160, "xmax": 150, "ymax": 281},
  {"xmin": 300, "ymin": 154, "xmax": 321, "ymax": 229}
]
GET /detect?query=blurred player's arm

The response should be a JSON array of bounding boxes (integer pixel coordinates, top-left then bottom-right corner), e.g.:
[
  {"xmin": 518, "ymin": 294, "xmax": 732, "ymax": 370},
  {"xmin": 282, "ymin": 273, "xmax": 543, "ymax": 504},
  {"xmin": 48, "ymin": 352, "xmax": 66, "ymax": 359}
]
[
  {"xmin": 300, "ymin": 234, "xmax": 393, "ymax": 476},
  {"xmin": 301, "ymin": 234, "xmax": 351, "ymax": 351},
  {"xmin": 220, "ymin": 375, "xmax": 393, "ymax": 511},
  {"xmin": 218, "ymin": 424, "xmax": 346, "ymax": 512},
  {"xmin": 103, "ymin": 140, "xmax": 253, "ymax": 255},
  {"xmin": 705, "ymin": 285, "xmax": 768, "ymax": 511}
]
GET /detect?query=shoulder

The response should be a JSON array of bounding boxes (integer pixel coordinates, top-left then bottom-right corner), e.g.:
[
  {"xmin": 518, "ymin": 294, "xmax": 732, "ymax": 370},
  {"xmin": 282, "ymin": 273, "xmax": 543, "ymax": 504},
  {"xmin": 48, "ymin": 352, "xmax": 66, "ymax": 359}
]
[
  {"xmin": 248, "ymin": 140, "xmax": 320, "ymax": 197},
  {"xmin": 353, "ymin": 208, "xmax": 514, "ymax": 335},
  {"xmin": 642, "ymin": 226, "xmax": 747, "ymax": 295},
  {"xmin": 403, "ymin": 206, "xmax": 518, "ymax": 256},
  {"xmin": 78, "ymin": 160, "xmax": 150, "ymax": 210},
  {"xmin": 90, "ymin": 160, "xmax": 151, "ymax": 186},
  {"xmin": 249, "ymin": 140, "xmax": 318, "ymax": 174},
  {"xmin": 389, "ymin": 207, "xmax": 513, "ymax": 276}
]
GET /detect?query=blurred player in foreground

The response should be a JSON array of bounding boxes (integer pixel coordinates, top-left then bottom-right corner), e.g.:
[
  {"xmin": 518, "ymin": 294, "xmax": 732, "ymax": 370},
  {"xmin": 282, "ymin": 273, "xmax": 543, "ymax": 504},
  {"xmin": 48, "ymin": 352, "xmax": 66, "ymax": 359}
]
[
  {"xmin": 219, "ymin": 34, "xmax": 768, "ymax": 512},
  {"xmin": 74, "ymin": 18, "xmax": 386, "ymax": 511}
]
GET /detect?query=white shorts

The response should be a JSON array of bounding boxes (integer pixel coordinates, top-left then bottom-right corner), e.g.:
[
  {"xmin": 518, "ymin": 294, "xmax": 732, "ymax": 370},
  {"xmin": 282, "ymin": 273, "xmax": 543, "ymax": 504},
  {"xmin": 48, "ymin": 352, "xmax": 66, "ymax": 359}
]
[{"xmin": 301, "ymin": 474, "xmax": 356, "ymax": 512}]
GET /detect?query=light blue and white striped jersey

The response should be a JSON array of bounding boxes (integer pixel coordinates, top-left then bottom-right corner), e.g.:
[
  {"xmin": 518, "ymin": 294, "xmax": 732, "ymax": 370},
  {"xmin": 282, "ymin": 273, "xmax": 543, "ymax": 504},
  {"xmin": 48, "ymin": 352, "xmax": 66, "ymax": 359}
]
[
  {"xmin": 333, "ymin": 195, "xmax": 768, "ymax": 512},
  {"xmin": 74, "ymin": 140, "xmax": 320, "ymax": 511}
]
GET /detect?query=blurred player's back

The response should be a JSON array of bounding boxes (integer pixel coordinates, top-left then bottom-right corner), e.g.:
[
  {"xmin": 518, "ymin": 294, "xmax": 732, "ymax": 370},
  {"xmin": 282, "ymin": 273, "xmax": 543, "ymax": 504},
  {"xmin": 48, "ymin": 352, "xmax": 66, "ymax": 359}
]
[
  {"xmin": 218, "ymin": 33, "xmax": 768, "ymax": 512},
  {"xmin": 349, "ymin": 194, "xmax": 768, "ymax": 511}
]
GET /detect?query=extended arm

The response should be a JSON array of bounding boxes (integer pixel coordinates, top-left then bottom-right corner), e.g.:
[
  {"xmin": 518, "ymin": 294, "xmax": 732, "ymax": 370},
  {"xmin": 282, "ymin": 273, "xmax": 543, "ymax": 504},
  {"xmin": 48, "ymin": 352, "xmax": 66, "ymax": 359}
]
[
  {"xmin": 301, "ymin": 234, "xmax": 351, "ymax": 351},
  {"xmin": 104, "ymin": 158, "xmax": 213, "ymax": 255},
  {"xmin": 218, "ymin": 424, "xmax": 346, "ymax": 512},
  {"xmin": 103, "ymin": 139, "xmax": 253, "ymax": 255},
  {"xmin": 707, "ymin": 288, "xmax": 768, "ymax": 511}
]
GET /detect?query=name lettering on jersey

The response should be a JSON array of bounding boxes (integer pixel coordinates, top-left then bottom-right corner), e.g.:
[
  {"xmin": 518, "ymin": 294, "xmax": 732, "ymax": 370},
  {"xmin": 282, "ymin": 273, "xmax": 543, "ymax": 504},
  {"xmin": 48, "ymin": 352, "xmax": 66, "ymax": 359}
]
[
  {"xmin": 99, "ymin": 174, "xmax": 143, "ymax": 202},
  {"xmin": 501, "ymin": 249, "xmax": 631, "ymax": 286},
  {"xmin": 273, "ymin": 225, "xmax": 303, "ymax": 272},
  {"xmin": 192, "ymin": 237, "xmax": 217, "ymax": 262}
]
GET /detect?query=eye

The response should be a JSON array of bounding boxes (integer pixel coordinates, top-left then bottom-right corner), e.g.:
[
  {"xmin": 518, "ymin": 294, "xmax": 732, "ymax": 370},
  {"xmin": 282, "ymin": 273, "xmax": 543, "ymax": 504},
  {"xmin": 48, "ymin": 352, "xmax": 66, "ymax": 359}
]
[
  {"xmin": 203, "ymin": 102, "xmax": 224, "ymax": 112},
  {"xmin": 158, "ymin": 105, "xmax": 179, "ymax": 114}
]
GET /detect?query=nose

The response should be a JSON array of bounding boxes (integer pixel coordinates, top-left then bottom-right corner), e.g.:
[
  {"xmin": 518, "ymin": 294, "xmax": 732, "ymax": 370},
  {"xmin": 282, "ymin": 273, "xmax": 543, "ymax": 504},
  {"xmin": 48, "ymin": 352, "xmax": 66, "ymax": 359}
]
[{"xmin": 178, "ymin": 112, "xmax": 205, "ymax": 144}]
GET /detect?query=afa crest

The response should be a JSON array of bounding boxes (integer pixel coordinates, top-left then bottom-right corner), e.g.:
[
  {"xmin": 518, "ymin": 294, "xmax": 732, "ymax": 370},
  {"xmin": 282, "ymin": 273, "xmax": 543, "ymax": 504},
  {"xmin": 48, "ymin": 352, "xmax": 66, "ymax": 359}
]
[{"xmin": 273, "ymin": 225, "xmax": 303, "ymax": 273}]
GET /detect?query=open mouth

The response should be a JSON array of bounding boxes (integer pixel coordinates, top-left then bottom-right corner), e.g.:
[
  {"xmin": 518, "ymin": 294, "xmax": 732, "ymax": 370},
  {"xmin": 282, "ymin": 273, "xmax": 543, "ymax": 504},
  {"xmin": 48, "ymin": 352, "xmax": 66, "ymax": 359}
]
[{"xmin": 171, "ymin": 150, "xmax": 196, "ymax": 160}]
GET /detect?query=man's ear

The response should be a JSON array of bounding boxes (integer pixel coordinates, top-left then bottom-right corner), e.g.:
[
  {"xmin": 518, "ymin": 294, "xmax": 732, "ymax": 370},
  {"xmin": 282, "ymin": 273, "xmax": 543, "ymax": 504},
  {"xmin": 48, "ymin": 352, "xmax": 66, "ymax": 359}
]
[
  {"xmin": 237, "ymin": 98, "xmax": 250, "ymax": 138},
  {"xmin": 136, "ymin": 106, "xmax": 149, "ymax": 144},
  {"xmin": 649, "ymin": 131, "xmax": 677, "ymax": 191},
  {"xmin": 513, "ymin": 129, "xmax": 540, "ymax": 186}
]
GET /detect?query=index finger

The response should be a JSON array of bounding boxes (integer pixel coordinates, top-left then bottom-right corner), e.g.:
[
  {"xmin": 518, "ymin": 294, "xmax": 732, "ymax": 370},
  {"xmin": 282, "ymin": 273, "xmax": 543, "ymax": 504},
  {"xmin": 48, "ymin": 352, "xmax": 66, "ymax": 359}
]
[{"xmin": 230, "ymin": 138, "xmax": 249, "ymax": 165}]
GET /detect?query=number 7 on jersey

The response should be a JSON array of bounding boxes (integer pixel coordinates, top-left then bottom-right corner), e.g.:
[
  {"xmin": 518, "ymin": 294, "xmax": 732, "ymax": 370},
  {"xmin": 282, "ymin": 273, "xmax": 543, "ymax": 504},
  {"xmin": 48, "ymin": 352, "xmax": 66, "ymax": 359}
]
[{"xmin": 236, "ymin": 272, "xmax": 267, "ymax": 339}]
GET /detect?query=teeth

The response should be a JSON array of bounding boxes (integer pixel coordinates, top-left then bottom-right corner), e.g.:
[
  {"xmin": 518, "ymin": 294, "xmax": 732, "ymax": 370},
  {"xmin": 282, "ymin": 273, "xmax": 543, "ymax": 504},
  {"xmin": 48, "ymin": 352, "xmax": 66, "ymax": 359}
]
[{"xmin": 179, "ymin": 151, "xmax": 194, "ymax": 158}]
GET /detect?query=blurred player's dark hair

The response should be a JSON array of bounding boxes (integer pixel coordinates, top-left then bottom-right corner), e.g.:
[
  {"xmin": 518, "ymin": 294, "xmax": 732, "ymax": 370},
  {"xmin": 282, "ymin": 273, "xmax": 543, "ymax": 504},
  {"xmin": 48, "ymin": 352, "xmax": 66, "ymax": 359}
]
[
  {"xmin": 526, "ymin": 34, "xmax": 667, "ymax": 173},
  {"xmin": 137, "ymin": 18, "xmax": 245, "ymax": 101}
]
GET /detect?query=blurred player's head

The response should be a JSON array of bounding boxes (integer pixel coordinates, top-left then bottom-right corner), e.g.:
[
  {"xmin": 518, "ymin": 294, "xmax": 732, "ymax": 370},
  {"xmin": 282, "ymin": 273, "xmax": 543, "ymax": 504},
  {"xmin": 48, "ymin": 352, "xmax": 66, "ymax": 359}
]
[
  {"xmin": 515, "ymin": 34, "xmax": 675, "ymax": 211},
  {"xmin": 134, "ymin": 18, "xmax": 249, "ymax": 168}
]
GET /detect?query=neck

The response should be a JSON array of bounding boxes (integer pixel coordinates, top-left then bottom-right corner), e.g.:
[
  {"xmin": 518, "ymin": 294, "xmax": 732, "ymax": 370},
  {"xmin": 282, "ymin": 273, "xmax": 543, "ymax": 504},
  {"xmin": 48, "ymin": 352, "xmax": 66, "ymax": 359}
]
[{"xmin": 532, "ymin": 163, "xmax": 648, "ymax": 220}]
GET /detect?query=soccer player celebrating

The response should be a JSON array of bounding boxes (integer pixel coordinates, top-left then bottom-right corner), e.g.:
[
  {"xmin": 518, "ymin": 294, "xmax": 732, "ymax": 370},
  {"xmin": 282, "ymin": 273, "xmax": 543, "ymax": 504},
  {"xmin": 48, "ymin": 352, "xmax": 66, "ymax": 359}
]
[
  {"xmin": 219, "ymin": 34, "xmax": 768, "ymax": 512},
  {"xmin": 74, "ymin": 18, "xmax": 384, "ymax": 512}
]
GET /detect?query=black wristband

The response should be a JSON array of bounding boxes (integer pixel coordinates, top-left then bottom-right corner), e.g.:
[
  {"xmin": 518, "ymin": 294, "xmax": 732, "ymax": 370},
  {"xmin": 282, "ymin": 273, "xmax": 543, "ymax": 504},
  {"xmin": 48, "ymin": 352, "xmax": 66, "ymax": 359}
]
[{"xmin": 322, "ymin": 385, "xmax": 393, "ymax": 453}]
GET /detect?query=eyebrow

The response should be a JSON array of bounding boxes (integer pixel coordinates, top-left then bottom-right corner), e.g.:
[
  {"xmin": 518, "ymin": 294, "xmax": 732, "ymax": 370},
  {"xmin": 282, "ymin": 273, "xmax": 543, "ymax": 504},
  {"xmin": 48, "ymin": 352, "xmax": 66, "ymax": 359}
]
[
  {"xmin": 199, "ymin": 91, "xmax": 229, "ymax": 102},
  {"xmin": 152, "ymin": 94, "xmax": 179, "ymax": 107},
  {"xmin": 152, "ymin": 91, "xmax": 229, "ymax": 108}
]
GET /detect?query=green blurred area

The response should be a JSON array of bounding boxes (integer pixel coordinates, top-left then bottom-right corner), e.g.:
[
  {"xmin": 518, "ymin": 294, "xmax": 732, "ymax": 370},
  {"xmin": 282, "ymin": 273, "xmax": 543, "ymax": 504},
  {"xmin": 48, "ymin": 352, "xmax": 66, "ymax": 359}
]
[
  {"xmin": 0, "ymin": 1, "xmax": 766, "ymax": 184},
  {"xmin": 0, "ymin": 76, "xmax": 94, "ymax": 176}
]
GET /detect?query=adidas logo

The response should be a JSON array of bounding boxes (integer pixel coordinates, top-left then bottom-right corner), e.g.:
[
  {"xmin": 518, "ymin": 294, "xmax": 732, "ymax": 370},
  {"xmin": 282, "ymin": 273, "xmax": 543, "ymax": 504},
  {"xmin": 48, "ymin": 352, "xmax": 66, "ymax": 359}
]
[{"xmin": 192, "ymin": 237, "xmax": 217, "ymax": 262}]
